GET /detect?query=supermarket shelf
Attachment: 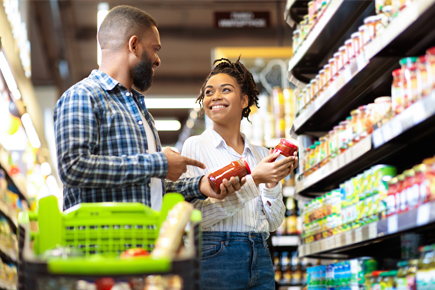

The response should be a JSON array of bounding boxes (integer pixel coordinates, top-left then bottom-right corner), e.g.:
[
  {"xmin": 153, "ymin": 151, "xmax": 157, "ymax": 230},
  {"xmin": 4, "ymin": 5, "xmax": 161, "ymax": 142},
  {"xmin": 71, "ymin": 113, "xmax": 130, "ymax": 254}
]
[
  {"xmin": 284, "ymin": 0, "xmax": 308, "ymax": 27},
  {"xmin": 278, "ymin": 286, "xmax": 303, "ymax": 290},
  {"xmin": 287, "ymin": 0, "xmax": 372, "ymax": 83},
  {"xmin": 296, "ymin": 91, "xmax": 435, "ymax": 197},
  {"xmin": 0, "ymin": 248, "xmax": 16, "ymax": 265},
  {"xmin": 0, "ymin": 148, "xmax": 28, "ymax": 203},
  {"xmin": 0, "ymin": 203, "xmax": 17, "ymax": 235},
  {"xmin": 293, "ymin": 0, "xmax": 435, "ymax": 134},
  {"xmin": 271, "ymin": 235, "xmax": 300, "ymax": 247},
  {"xmin": 296, "ymin": 136, "xmax": 371, "ymax": 195},
  {"xmin": 299, "ymin": 200, "xmax": 435, "ymax": 258}
]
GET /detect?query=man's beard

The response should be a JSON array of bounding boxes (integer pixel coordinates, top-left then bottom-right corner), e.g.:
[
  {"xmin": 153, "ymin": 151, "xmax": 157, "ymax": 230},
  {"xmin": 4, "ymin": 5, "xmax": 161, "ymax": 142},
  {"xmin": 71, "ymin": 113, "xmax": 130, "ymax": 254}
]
[{"xmin": 131, "ymin": 50, "xmax": 153, "ymax": 92}]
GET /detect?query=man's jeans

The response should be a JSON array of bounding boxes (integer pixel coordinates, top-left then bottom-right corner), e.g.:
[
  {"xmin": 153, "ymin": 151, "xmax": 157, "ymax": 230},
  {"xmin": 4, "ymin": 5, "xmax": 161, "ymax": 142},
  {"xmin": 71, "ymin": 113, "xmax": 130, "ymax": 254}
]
[{"xmin": 200, "ymin": 231, "xmax": 274, "ymax": 290}]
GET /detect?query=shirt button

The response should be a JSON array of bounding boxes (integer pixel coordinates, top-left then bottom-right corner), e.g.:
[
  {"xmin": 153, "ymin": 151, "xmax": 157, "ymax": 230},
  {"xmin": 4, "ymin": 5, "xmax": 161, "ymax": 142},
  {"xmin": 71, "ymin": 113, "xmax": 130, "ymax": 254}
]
[
  {"xmin": 148, "ymin": 182, "xmax": 151, "ymax": 187},
  {"xmin": 138, "ymin": 121, "xmax": 143, "ymax": 125},
  {"xmin": 126, "ymin": 92, "xmax": 131, "ymax": 96}
]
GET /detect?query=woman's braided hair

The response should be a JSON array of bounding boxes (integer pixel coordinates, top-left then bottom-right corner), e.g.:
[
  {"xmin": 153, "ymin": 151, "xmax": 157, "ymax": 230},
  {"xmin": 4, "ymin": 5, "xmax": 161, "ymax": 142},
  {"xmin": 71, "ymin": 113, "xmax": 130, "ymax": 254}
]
[{"xmin": 197, "ymin": 57, "xmax": 260, "ymax": 121}]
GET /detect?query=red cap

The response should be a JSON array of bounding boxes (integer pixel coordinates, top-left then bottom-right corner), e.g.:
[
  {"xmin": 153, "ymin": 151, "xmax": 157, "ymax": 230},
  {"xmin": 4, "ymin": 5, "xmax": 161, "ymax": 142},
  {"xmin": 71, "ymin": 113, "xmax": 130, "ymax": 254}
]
[
  {"xmin": 280, "ymin": 139, "xmax": 298, "ymax": 151},
  {"xmin": 427, "ymin": 46, "xmax": 435, "ymax": 55},
  {"xmin": 392, "ymin": 68, "xmax": 402, "ymax": 77},
  {"xmin": 418, "ymin": 55, "xmax": 428, "ymax": 63},
  {"xmin": 240, "ymin": 157, "xmax": 251, "ymax": 174},
  {"xmin": 371, "ymin": 271, "xmax": 387, "ymax": 277}
]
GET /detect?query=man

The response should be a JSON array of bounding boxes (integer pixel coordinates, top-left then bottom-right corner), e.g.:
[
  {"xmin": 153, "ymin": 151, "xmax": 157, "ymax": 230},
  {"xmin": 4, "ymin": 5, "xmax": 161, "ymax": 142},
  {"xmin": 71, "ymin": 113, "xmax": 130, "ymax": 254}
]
[{"xmin": 54, "ymin": 5, "xmax": 243, "ymax": 211}]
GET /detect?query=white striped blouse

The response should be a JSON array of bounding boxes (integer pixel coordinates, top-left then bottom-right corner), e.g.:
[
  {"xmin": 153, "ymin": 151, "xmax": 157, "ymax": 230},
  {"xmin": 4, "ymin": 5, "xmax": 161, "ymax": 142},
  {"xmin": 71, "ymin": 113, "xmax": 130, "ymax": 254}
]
[{"xmin": 181, "ymin": 128, "xmax": 286, "ymax": 237}]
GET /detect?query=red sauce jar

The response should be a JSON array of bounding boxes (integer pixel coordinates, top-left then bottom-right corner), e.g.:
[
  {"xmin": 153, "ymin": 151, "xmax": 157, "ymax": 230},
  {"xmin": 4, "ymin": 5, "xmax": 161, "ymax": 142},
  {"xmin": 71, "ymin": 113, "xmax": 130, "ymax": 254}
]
[
  {"xmin": 270, "ymin": 139, "xmax": 298, "ymax": 162},
  {"xmin": 208, "ymin": 158, "xmax": 251, "ymax": 193}
]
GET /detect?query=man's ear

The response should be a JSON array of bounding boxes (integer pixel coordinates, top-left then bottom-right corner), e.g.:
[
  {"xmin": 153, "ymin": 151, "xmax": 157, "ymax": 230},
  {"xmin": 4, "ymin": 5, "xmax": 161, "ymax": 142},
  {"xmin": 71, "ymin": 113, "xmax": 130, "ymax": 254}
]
[{"xmin": 128, "ymin": 35, "xmax": 140, "ymax": 56}]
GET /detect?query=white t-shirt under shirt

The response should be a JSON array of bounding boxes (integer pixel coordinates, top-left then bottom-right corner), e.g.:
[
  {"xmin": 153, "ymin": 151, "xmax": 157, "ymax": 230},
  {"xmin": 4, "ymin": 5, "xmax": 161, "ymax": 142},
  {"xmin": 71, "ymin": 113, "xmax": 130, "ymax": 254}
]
[{"xmin": 133, "ymin": 101, "xmax": 163, "ymax": 211}]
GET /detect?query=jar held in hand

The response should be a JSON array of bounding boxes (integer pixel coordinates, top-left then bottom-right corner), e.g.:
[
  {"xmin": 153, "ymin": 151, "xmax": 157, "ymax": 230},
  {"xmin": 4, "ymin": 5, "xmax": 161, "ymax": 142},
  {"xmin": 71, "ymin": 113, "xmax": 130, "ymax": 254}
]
[
  {"xmin": 207, "ymin": 158, "xmax": 251, "ymax": 194},
  {"xmin": 270, "ymin": 139, "xmax": 299, "ymax": 162}
]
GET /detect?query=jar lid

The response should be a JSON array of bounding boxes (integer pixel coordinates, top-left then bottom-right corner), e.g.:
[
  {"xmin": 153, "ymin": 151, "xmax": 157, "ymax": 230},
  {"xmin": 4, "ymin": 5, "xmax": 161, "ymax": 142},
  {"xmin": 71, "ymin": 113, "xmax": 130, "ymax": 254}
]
[
  {"xmin": 344, "ymin": 39, "xmax": 353, "ymax": 45},
  {"xmin": 358, "ymin": 25, "xmax": 366, "ymax": 32},
  {"xmin": 280, "ymin": 138, "xmax": 298, "ymax": 151},
  {"xmin": 328, "ymin": 130, "xmax": 334, "ymax": 134},
  {"xmin": 403, "ymin": 169, "xmax": 415, "ymax": 177},
  {"xmin": 328, "ymin": 58, "xmax": 335, "ymax": 63},
  {"xmin": 371, "ymin": 271, "xmax": 387, "ymax": 277},
  {"xmin": 333, "ymin": 52, "xmax": 341, "ymax": 57},
  {"xmin": 240, "ymin": 157, "xmax": 251, "ymax": 174},
  {"xmin": 426, "ymin": 46, "xmax": 435, "ymax": 55},
  {"xmin": 309, "ymin": 145, "xmax": 316, "ymax": 149},
  {"xmin": 382, "ymin": 5, "xmax": 393, "ymax": 12},
  {"xmin": 293, "ymin": 29, "xmax": 301, "ymax": 35},
  {"xmin": 397, "ymin": 260, "xmax": 409, "ymax": 268},
  {"xmin": 310, "ymin": 79, "xmax": 317, "ymax": 84},
  {"xmin": 351, "ymin": 32, "xmax": 361, "ymax": 38},
  {"xmin": 319, "ymin": 69, "xmax": 325, "ymax": 74},
  {"xmin": 374, "ymin": 96, "xmax": 392, "ymax": 103},
  {"xmin": 388, "ymin": 177, "xmax": 398, "ymax": 184},
  {"xmin": 423, "ymin": 157, "xmax": 435, "ymax": 165},
  {"xmin": 418, "ymin": 55, "xmax": 428, "ymax": 63},
  {"xmin": 392, "ymin": 68, "xmax": 402, "ymax": 77},
  {"xmin": 413, "ymin": 164, "xmax": 426, "ymax": 173},
  {"xmin": 324, "ymin": 64, "xmax": 330, "ymax": 69},
  {"xmin": 346, "ymin": 116, "xmax": 352, "ymax": 120},
  {"xmin": 397, "ymin": 174, "xmax": 405, "ymax": 181},
  {"xmin": 338, "ymin": 46, "xmax": 346, "ymax": 52},
  {"xmin": 364, "ymin": 15, "xmax": 378, "ymax": 23},
  {"xmin": 319, "ymin": 137, "xmax": 326, "ymax": 141},
  {"xmin": 350, "ymin": 109, "xmax": 358, "ymax": 115},
  {"xmin": 388, "ymin": 270, "xmax": 398, "ymax": 276},
  {"xmin": 399, "ymin": 57, "xmax": 418, "ymax": 65},
  {"xmin": 314, "ymin": 141, "xmax": 321, "ymax": 146},
  {"xmin": 333, "ymin": 125, "xmax": 340, "ymax": 129}
]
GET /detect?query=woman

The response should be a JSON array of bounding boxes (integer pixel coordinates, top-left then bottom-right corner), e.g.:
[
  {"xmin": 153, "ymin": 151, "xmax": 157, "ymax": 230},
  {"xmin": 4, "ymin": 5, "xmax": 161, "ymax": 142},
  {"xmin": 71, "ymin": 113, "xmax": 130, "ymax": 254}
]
[{"xmin": 181, "ymin": 58, "xmax": 298, "ymax": 289}]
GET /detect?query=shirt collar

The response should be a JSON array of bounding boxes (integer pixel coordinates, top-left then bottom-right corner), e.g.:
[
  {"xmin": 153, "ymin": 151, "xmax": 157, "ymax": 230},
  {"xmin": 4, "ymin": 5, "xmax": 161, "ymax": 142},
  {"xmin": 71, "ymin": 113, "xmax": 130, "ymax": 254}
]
[
  {"xmin": 203, "ymin": 129, "xmax": 253, "ymax": 154},
  {"xmin": 89, "ymin": 69, "xmax": 120, "ymax": 91}
]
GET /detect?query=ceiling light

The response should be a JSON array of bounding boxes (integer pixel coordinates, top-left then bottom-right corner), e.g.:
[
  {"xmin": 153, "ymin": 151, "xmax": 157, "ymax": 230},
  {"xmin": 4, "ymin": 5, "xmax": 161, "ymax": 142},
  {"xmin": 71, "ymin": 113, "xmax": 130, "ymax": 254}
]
[
  {"xmin": 0, "ymin": 52, "xmax": 21, "ymax": 100},
  {"xmin": 154, "ymin": 120, "xmax": 181, "ymax": 131},
  {"xmin": 145, "ymin": 98, "xmax": 199, "ymax": 109},
  {"xmin": 21, "ymin": 113, "xmax": 41, "ymax": 148},
  {"xmin": 97, "ymin": 2, "xmax": 109, "ymax": 66}
]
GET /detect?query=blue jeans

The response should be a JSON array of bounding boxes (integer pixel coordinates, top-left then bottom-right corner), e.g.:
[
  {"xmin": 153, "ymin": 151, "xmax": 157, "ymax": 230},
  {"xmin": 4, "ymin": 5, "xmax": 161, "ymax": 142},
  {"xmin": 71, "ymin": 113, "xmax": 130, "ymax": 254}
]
[{"xmin": 200, "ymin": 231, "xmax": 274, "ymax": 290}]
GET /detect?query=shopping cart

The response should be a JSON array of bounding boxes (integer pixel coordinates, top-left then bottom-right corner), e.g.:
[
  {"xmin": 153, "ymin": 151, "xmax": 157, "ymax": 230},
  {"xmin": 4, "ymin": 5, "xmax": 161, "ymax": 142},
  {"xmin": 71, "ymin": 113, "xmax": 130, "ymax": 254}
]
[{"xmin": 17, "ymin": 193, "xmax": 201, "ymax": 290}]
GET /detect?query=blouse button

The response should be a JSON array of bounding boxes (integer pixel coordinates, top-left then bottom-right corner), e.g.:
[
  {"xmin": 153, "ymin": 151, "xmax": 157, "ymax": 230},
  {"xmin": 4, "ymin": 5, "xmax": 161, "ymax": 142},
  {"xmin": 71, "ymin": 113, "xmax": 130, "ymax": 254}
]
[
  {"xmin": 126, "ymin": 92, "xmax": 131, "ymax": 96},
  {"xmin": 138, "ymin": 121, "xmax": 143, "ymax": 125}
]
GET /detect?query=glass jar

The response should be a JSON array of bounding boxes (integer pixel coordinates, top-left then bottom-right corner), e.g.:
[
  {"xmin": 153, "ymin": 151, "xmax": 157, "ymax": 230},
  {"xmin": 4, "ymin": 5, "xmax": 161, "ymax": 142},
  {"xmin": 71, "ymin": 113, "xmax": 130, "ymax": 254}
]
[
  {"xmin": 208, "ymin": 158, "xmax": 251, "ymax": 193},
  {"xmin": 334, "ymin": 52, "xmax": 343, "ymax": 73},
  {"xmin": 339, "ymin": 46, "xmax": 348, "ymax": 67},
  {"xmin": 366, "ymin": 103, "xmax": 376, "ymax": 134},
  {"xmin": 314, "ymin": 141, "xmax": 321, "ymax": 167},
  {"xmin": 363, "ymin": 16, "xmax": 378, "ymax": 42},
  {"xmin": 396, "ymin": 174, "xmax": 406, "ymax": 214},
  {"xmin": 303, "ymin": 15, "xmax": 311, "ymax": 37},
  {"xmin": 319, "ymin": 137, "xmax": 327, "ymax": 167},
  {"xmin": 400, "ymin": 57, "xmax": 419, "ymax": 108},
  {"xmin": 376, "ymin": 14, "xmax": 388, "ymax": 36},
  {"xmin": 350, "ymin": 109, "xmax": 359, "ymax": 143},
  {"xmin": 345, "ymin": 39, "xmax": 355, "ymax": 62},
  {"xmin": 319, "ymin": 69, "xmax": 325, "ymax": 91},
  {"xmin": 306, "ymin": 84, "xmax": 313, "ymax": 105},
  {"xmin": 324, "ymin": 133, "xmax": 331, "ymax": 164},
  {"xmin": 315, "ymin": 75, "xmax": 321, "ymax": 96},
  {"xmin": 426, "ymin": 47, "xmax": 435, "ymax": 90},
  {"xmin": 382, "ymin": 5, "xmax": 394, "ymax": 23},
  {"xmin": 308, "ymin": 1, "xmax": 315, "ymax": 21},
  {"xmin": 374, "ymin": 96, "xmax": 392, "ymax": 123},
  {"xmin": 304, "ymin": 147, "xmax": 311, "ymax": 174},
  {"xmin": 338, "ymin": 121, "xmax": 348, "ymax": 153},
  {"xmin": 404, "ymin": 169, "xmax": 417, "ymax": 211},
  {"xmin": 332, "ymin": 125, "xmax": 340, "ymax": 157},
  {"xmin": 358, "ymin": 25, "xmax": 368, "ymax": 48},
  {"xmin": 346, "ymin": 116, "xmax": 354, "ymax": 147},
  {"xmin": 417, "ymin": 55, "xmax": 430, "ymax": 99},
  {"xmin": 310, "ymin": 79, "xmax": 318, "ymax": 100},
  {"xmin": 309, "ymin": 144, "xmax": 317, "ymax": 172},
  {"xmin": 351, "ymin": 32, "xmax": 361, "ymax": 56},
  {"xmin": 293, "ymin": 30, "xmax": 302, "ymax": 51},
  {"xmin": 328, "ymin": 58, "xmax": 337, "ymax": 79},
  {"xmin": 324, "ymin": 64, "xmax": 331, "ymax": 85},
  {"xmin": 392, "ymin": 68, "xmax": 405, "ymax": 115}
]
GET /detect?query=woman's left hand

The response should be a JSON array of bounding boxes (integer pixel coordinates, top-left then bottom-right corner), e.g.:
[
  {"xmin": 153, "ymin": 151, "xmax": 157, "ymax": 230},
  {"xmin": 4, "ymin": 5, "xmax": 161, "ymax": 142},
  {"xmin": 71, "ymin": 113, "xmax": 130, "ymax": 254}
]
[{"xmin": 251, "ymin": 149, "xmax": 298, "ymax": 188}]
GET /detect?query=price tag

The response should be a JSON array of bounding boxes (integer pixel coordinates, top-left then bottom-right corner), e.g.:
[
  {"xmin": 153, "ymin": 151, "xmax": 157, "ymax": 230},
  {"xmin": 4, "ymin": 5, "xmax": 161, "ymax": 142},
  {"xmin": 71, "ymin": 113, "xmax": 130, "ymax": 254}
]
[
  {"xmin": 417, "ymin": 203, "xmax": 431, "ymax": 226},
  {"xmin": 326, "ymin": 238, "xmax": 333, "ymax": 249},
  {"xmin": 412, "ymin": 102, "xmax": 427, "ymax": 124},
  {"xmin": 355, "ymin": 227, "xmax": 363, "ymax": 243},
  {"xmin": 329, "ymin": 82, "xmax": 336, "ymax": 96},
  {"xmin": 356, "ymin": 54, "xmax": 367, "ymax": 70},
  {"xmin": 344, "ymin": 67, "xmax": 352, "ymax": 82},
  {"xmin": 372, "ymin": 128, "xmax": 383, "ymax": 148},
  {"xmin": 383, "ymin": 122, "xmax": 393, "ymax": 142},
  {"xmin": 369, "ymin": 222, "xmax": 377, "ymax": 239},
  {"xmin": 388, "ymin": 215, "xmax": 398, "ymax": 234},
  {"xmin": 391, "ymin": 120, "xmax": 402, "ymax": 139},
  {"xmin": 345, "ymin": 149, "xmax": 352, "ymax": 163},
  {"xmin": 345, "ymin": 232, "xmax": 352, "ymax": 245},
  {"xmin": 337, "ymin": 154, "xmax": 345, "ymax": 168}
]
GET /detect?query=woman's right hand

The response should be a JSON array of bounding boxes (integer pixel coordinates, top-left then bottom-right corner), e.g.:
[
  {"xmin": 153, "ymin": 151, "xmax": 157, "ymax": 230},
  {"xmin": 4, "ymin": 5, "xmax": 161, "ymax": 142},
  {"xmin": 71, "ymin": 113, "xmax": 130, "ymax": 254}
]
[{"xmin": 251, "ymin": 149, "xmax": 298, "ymax": 188}]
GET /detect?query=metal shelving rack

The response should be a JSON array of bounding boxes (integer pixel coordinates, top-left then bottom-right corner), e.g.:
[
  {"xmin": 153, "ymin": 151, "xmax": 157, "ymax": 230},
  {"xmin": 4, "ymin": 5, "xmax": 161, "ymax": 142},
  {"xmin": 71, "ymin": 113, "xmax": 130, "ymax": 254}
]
[{"xmin": 285, "ymin": 0, "xmax": 435, "ymax": 260}]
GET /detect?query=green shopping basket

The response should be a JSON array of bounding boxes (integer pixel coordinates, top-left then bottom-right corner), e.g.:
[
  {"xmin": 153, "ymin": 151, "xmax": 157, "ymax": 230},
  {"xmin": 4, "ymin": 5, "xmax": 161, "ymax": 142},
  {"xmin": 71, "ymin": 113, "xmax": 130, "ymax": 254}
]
[{"xmin": 18, "ymin": 193, "xmax": 202, "ymax": 289}]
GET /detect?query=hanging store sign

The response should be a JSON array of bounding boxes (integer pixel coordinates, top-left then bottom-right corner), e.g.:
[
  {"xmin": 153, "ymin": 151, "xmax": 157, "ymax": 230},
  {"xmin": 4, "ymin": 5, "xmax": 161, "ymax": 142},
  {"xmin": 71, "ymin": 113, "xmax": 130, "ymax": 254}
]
[
  {"xmin": 214, "ymin": 11, "xmax": 270, "ymax": 28},
  {"xmin": 3, "ymin": 0, "xmax": 31, "ymax": 77}
]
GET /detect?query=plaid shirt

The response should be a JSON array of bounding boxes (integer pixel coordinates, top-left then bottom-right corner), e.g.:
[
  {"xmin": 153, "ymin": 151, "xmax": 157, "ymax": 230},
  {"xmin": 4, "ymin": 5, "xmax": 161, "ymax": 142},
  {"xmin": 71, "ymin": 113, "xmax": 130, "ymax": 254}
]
[{"xmin": 54, "ymin": 70, "xmax": 204, "ymax": 210}]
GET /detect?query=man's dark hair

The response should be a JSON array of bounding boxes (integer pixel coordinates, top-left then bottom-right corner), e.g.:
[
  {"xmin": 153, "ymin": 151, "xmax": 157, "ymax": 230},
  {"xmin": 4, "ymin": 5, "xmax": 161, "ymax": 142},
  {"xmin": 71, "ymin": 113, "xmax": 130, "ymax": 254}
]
[
  {"xmin": 98, "ymin": 5, "xmax": 157, "ymax": 51},
  {"xmin": 197, "ymin": 57, "xmax": 260, "ymax": 120}
]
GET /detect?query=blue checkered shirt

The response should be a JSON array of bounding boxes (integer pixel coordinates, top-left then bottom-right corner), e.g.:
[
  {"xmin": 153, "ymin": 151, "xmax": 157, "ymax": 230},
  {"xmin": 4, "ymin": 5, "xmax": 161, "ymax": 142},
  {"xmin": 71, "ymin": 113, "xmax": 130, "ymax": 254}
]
[{"xmin": 54, "ymin": 70, "xmax": 204, "ymax": 210}]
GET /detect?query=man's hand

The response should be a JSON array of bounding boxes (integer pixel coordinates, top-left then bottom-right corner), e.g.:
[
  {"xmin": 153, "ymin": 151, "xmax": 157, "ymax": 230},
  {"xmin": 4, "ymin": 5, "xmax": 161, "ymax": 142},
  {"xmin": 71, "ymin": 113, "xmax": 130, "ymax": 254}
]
[
  {"xmin": 199, "ymin": 174, "xmax": 246, "ymax": 200},
  {"xmin": 251, "ymin": 150, "xmax": 298, "ymax": 188},
  {"xmin": 162, "ymin": 147, "xmax": 205, "ymax": 181}
]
